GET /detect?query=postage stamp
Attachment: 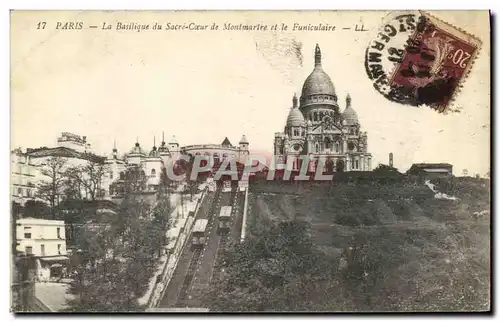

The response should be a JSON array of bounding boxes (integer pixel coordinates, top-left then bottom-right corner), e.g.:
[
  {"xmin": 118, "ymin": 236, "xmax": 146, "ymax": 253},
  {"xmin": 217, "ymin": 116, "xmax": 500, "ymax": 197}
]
[{"xmin": 365, "ymin": 11, "xmax": 482, "ymax": 113}]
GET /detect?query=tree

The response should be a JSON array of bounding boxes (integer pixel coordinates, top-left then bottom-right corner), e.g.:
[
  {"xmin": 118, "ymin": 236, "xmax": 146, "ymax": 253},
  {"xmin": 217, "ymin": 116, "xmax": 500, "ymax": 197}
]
[
  {"xmin": 65, "ymin": 161, "xmax": 108, "ymax": 201},
  {"xmin": 65, "ymin": 225, "xmax": 139, "ymax": 312},
  {"xmin": 11, "ymin": 201, "xmax": 22, "ymax": 218},
  {"xmin": 36, "ymin": 156, "xmax": 68, "ymax": 218},
  {"xmin": 65, "ymin": 165, "xmax": 171, "ymax": 312},
  {"xmin": 205, "ymin": 220, "xmax": 337, "ymax": 312},
  {"xmin": 23, "ymin": 200, "xmax": 51, "ymax": 219},
  {"xmin": 373, "ymin": 163, "xmax": 399, "ymax": 173}
]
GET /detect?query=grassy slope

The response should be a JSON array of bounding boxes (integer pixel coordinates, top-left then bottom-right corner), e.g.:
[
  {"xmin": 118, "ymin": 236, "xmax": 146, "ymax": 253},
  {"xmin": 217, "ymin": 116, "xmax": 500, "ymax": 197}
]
[{"xmin": 247, "ymin": 177, "xmax": 490, "ymax": 311}]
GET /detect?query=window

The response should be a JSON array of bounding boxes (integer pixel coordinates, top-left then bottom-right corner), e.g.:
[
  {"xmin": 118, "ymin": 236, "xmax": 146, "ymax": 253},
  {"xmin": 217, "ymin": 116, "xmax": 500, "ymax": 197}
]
[
  {"xmin": 26, "ymin": 189, "xmax": 31, "ymax": 198},
  {"xmin": 41, "ymin": 244, "xmax": 45, "ymax": 256},
  {"xmin": 355, "ymin": 160, "xmax": 359, "ymax": 169},
  {"xmin": 324, "ymin": 137, "xmax": 331, "ymax": 149},
  {"xmin": 17, "ymin": 188, "xmax": 22, "ymax": 196},
  {"xmin": 57, "ymin": 227, "xmax": 61, "ymax": 239},
  {"xmin": 315, "ymin": 143, "xmax": 320, "ymax": 153},
  {"xmin": 351, "ymin": 159, "xmax": 355, "ymax": 169},
  {"xmin": 57, "ymin": 244, "xmax": 61, "ymax": 255},
  {"xmin": 110, "ymin": 171, "xmax": 113, "ymax": 179},
  {"xmin": 25, "ymin": 246, "xmax": 33, "ymax": 255},
  {"xmin": 24, "ymin": 232, "xmax": 31, "ymax": 239},
  {"xmin": 151, "ymin": 169, "xmax": 156, "ymax": 177},
  {"xmin": 335, "ymin": 143, "xmax": 339, "ymax": 153}
]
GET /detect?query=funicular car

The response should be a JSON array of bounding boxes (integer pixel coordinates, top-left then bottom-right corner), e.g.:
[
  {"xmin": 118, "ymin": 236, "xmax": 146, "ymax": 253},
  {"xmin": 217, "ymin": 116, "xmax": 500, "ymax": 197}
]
[
  {"xmin": 191, "ymin": 219, "xmax": 208, "ymax": 247},
  {"xmin": 217, "ymin": 206, "xmax": 232, "ymax": 233}
]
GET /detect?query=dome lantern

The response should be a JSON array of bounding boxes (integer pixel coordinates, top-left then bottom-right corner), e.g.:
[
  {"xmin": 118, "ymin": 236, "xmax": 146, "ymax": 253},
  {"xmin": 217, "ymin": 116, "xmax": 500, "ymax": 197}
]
[{"xmin": 315, "ymin": 43, "xmax": 322, "ymax": 67}]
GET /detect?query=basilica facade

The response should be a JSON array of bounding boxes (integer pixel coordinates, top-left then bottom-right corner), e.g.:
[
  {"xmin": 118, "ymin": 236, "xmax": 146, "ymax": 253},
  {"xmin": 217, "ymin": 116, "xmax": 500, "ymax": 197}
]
[{"xmin": 274, "ymin": 44, "xmax": 372, "ymax": 173}]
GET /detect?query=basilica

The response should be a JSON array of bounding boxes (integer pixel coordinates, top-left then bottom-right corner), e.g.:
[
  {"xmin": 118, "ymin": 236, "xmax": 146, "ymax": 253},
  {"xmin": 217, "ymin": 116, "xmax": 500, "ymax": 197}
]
[{"xmin": 274, "ymin": 44, "xmax": 372, "ymax": 173}]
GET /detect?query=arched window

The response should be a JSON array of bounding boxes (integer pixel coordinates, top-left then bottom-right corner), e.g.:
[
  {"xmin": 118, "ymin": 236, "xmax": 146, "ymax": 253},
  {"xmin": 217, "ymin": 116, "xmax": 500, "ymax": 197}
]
[
  {"xmin": 151, "ymin": 169, "xmax": 156, "ymax": 177},
  {"xmin": 335, "ymin": 142, "xmax": 340, "ymax": 153},
  {"xmin": 17, "ymin": 188, "xmax": 22, "ymax": 195},
  {"xmin": 324, "ymin": 137, "xmax": 331, "ymax": 149}
]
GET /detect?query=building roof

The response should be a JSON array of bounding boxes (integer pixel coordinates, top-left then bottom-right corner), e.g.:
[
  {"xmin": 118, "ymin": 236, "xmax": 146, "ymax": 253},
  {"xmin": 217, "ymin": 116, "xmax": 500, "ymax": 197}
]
[
  {"xmin": 25, "ymin": 147, "xmax": 105, "ymax": 164},
  {"xmin": 410, "ymin": 163, "xmax": 453, "ymax": 169},
  {"xmin": 286, "ymin": 107, "xmax": 306, "ymax": 127},
  {"xmin": 157, "ymin": 142, "xmax": 170, "ymax": 153},
  {"xmin": 221, "ymin": 137, "xmax": 233, "ymax": 147},
  {"xmin": 129, "ymin": 142, "xmax": 146, "ymax": 156},
  {"xmin": 343, "ymin": 106, "xmax": 359, "ymax": 125},
  {"xmin": 423, "ymin": 168, "xmax": 452, "ymax": 173},
  {"xmin": 342, "ymin": 93, "xmax": 359, "ymax": 125},
  {"xmin": 149, "ymin": 146, "xmax": 160, "ymax": 158},
  {"xmin": 301, "ymin": 44, "xmax": 336, "ymax": 98},
  {"xmin": 239, "ymin": 134, "xmax": 249, "ymax": 145},
  {"xmin": 17, "ymin": 217, "xmax": 65, "ymax": 226},
  {"xmin": 169, "ymin": 135, "xmax": 178, "ymax": 145}
]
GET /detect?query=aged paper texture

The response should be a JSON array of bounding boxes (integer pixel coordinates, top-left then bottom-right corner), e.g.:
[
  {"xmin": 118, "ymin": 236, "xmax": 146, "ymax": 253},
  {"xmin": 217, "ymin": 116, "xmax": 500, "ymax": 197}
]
[{"xmin": 10, "ymin": 10, "xmax": 490, "ymax": 313}]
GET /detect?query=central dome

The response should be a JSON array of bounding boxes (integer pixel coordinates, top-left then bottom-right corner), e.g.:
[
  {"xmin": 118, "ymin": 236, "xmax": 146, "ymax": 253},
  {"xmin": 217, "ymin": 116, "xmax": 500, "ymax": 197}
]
[{"xmin": 301, "ymin": 44, "xmax": 336, "ymax": 98}]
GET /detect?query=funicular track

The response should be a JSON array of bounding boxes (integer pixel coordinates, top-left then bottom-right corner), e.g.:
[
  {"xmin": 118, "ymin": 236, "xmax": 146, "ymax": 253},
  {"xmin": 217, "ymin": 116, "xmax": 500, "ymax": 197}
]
[
  {"xmin": 175, "ymin": 185, "xmax": 222, "ymax": 307},
  {"xmin": 210, "ymin": 184, "xmax": 240, "ymax": 285},
  {"xmin": 175, "ymin": 246, "xmax": 203, "ymax": 307},
  {"xmin": 210, "ymin": 232, "xmax": 229, "ymax": 284}
]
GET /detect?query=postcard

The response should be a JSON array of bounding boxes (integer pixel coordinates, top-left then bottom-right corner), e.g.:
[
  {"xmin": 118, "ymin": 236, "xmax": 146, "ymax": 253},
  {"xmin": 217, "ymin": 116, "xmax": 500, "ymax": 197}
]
[{"xmin": 10, "ymin": 10, "xmax": 490, "ymax": 313}]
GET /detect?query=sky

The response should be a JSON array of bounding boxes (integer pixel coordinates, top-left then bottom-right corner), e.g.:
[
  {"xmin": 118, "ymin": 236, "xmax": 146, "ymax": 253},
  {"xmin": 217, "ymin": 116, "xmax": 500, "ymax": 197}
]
[{"xmin": 10, "ymin": 10, "xmax": 490, "ymax": 175}]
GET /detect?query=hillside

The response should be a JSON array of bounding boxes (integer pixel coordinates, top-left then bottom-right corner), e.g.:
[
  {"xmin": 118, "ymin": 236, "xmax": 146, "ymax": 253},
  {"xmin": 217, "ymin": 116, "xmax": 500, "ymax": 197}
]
[{"xmin": 243, "ymin": 176, "xmax": 490, "ymax": 311}]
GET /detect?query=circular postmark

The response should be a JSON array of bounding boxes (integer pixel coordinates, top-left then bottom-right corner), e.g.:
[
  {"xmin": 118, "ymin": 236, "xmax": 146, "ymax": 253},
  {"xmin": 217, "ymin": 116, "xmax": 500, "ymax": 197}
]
[{"xmin": 365, "ymin": 11, "xmax": 482, "ymax": 113}]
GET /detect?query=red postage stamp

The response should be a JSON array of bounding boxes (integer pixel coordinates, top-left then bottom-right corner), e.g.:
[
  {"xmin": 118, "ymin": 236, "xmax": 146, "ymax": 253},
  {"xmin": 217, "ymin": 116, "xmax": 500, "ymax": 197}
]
[
  {"xmin": 365, "ymin": 11, "xmax": 483, "ymax": 113},
  {"xmin": 389, "ymin": 11, "xmax": 482, "ymax": 112}
]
